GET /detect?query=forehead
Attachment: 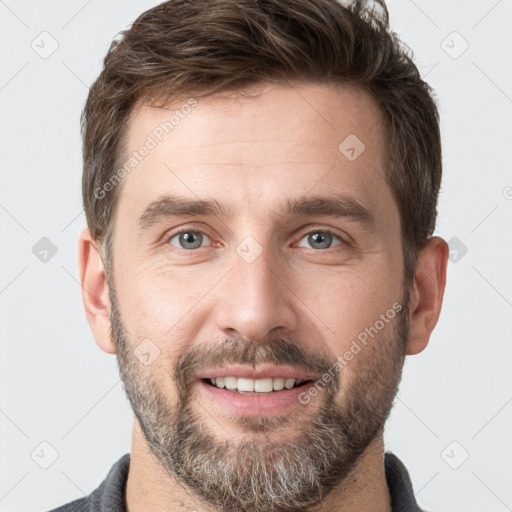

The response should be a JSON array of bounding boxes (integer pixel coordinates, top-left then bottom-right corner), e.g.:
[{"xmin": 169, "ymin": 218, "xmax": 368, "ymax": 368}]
[{"xmin": 116, "ymin": 82, "xmax": 394, "ymax": 228}]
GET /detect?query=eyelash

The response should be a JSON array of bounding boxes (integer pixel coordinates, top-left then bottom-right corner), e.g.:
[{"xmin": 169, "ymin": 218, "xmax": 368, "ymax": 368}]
[{"xmin": 165, "ymin": 227, "xmax": 348, "ymax": 252}]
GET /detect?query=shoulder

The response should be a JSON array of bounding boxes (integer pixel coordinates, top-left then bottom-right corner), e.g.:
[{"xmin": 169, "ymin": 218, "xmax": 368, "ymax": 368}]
[
  {"xmin": 47, "ymin": 454, "xmax": 130, "ymax": 512},
  {"xmin": 384, "ymin": 452, "xmax": 432, "ymax": 512},
  {"xmin": 48, "ymin": 495, "xmax": 91, "ymax": 512}
]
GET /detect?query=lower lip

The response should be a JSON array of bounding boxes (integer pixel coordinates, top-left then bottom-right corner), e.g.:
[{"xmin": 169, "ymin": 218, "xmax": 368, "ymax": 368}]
[{"xmin": 197, "ymin": 380, "xmax": 314, "ymax": 416}]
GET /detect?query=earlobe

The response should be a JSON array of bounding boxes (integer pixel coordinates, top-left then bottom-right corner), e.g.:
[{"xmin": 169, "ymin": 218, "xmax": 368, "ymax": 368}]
[
  {"xmin": 78, "ymin": 228, "xmax": 116, "ymax": 354},
  {"xmin": 405, "ymin": 236, "xmax": 449, "ymax": 356}
]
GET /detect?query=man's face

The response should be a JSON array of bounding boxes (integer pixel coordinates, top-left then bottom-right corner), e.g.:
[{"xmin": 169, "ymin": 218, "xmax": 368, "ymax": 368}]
[{"xmin": 109, "ymin": 82, "xmax": 408, "ymax": 511}]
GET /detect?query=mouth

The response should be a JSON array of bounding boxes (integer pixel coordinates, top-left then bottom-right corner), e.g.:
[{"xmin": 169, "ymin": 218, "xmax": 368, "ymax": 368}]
[
  {"xmin": 201, "ymin": 377, "xmax": 313, "ymax": 395},
  {"xmin": 195, "ymin": 366, "xmax": 319, "ymax": 416}
]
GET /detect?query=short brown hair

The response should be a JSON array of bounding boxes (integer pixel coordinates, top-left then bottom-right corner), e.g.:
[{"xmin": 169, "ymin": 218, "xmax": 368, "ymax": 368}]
[{"xmin": 82, "ymin": 0, "xmax": 441, "ymax": 282}]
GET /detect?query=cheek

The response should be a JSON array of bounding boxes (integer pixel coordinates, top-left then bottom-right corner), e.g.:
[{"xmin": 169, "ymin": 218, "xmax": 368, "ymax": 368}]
[
  {"xmin": 116, "ymin": 254, "xmax": 197, "ymax": 317},
  {"xmin": 113, "ymin": 262, "xmax": 221, "ymax": 358},
  {"xmin": 297, "ymin": 264, "xmax": 402, "ymax": 345},
  {"xmin": 299, "ymin": 267, "xmax": 404, "ymax": 396}
]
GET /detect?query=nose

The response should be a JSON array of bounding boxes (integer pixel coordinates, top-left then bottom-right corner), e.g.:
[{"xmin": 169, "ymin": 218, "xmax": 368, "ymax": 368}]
[{"xmin": 213, "ymin": 242, "xmax": 299, "ymax": 342}]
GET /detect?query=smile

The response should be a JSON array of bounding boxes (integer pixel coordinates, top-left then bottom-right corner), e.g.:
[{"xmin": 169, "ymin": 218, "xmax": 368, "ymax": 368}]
[{"xmin": 204, "ymin": 377, "xmax": 309, "ymax": 394}]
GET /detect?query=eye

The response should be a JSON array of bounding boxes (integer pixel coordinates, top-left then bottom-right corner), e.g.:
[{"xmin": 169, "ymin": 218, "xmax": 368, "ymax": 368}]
[
  {"xmin": 168, "ymin": 230, "xmax": 211, "ymax": 250},
  {"xmin": 296, "ymin": 230, "xmax": 343, "ymax": 250}
]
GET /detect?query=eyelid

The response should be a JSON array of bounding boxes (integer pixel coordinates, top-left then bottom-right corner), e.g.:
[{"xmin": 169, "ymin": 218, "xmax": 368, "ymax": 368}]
[{"xmin": 161, "ymin": 222, "xmax": 213, "ymax": 240}]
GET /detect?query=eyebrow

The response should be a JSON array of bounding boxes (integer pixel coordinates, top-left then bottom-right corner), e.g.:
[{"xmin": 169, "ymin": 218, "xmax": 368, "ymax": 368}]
[{"xmin": 137, "ymin": 193, "xmax": 375, "ymax": 231}]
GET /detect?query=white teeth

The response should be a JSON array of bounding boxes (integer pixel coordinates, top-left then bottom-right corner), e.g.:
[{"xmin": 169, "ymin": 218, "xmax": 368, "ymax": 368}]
[
  {"xmin": 209, "ymin": 377, "xmax": 304, "ymax": 393},
  {"xmin": 237, "ymin": 378, "xmax": 254, "ymax": 392},
  {"xmin": 224, "ymin": 376, "xmax": 238, "ymax": 390},
  {"xmin": 273, "ymin": 378, "xmax": 285, "ymax": 391},
  {"xmin": 284, "ymin": 378, "xmax": 295, "ymax": 390},
  {"xmin": 254, "ymin": 378, "xmax": 273, "ymax": 393}
]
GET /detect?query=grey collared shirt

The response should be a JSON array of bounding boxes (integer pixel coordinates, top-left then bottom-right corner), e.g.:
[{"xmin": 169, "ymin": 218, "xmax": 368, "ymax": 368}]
[{"xmin": 48, "ymin": 452, "xmax": 428, "ymax": 511}]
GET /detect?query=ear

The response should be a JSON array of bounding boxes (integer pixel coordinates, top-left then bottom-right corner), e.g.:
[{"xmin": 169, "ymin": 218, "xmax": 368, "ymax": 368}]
[
  {"xmin": 78, "ymin": 228, "xmax": 115, "ymax": 354},
  {"xmin": 406, "ymin": 236, "xmax": 449, "ymax": 355}
]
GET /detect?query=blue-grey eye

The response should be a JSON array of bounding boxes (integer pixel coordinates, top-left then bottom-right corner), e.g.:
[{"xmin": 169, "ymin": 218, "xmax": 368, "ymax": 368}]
[
  {"xmin": 169, "ymin": 231, "xmax": 210, "ymax": 250},
  {"xmin": 297, "ymin": 231, "xmax": 342, "ymax": 250}
]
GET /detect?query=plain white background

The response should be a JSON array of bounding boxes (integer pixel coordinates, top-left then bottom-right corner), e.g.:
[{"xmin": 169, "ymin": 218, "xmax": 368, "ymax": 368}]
[{"xmin": 1, "ymin": 1, "xmax": 511, "ymax": 510}]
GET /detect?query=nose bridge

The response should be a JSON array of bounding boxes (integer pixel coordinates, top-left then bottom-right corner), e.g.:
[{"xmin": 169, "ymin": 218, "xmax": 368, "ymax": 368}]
[{"xmin": 214, "ymin": 235, "xmax": 298, "ymax": 341}]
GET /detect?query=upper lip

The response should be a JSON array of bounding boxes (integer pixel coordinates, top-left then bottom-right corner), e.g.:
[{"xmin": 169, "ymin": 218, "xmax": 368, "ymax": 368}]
[{"xmin": 196, "ymin": 364, "xmax": 319, "ymax": 382}]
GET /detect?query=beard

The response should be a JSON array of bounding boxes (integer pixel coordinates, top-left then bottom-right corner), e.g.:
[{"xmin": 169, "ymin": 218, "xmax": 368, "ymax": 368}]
[{"xmin": 109, "ymin": 284, "xmax": 409, "ymax": 512}]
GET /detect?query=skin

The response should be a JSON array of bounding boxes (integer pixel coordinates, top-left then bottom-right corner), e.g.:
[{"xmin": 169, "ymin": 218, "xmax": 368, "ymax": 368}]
[{"xmin": 78, "ymin": 81, "xmax": 448, "ymax": 511}]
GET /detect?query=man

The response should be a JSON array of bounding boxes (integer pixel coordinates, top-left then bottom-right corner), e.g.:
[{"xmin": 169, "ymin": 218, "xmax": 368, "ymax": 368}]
[{"xmin": 52, "ymin": 0, "xmax": 448, "ymax": 510}]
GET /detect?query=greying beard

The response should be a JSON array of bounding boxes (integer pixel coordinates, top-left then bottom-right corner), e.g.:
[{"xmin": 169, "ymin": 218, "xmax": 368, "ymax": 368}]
[{"xmin": 109, "ymin": 283, "xmax": 408, "ymax": 512}]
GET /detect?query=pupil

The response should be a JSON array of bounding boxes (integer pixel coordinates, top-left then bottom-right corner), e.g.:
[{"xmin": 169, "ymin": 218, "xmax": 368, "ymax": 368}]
[
  {"xmin": 310, "ymin": 232, "xmax": 331, "ymax": 249},
  {"xmin": 181, "ymin": 232, "xmax": 201, "ymax": 249}
]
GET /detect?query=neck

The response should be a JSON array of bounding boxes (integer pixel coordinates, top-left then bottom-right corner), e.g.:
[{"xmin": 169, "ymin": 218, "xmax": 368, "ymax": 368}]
[{"xmin": 125, "ymin": 419, "xmax": 392, "ymax": 512}]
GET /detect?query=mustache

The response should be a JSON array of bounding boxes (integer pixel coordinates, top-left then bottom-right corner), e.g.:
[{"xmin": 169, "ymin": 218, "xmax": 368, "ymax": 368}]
[{"xmin": 174, "ymin": 336, "xmax": 339, "ymax": 395}]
